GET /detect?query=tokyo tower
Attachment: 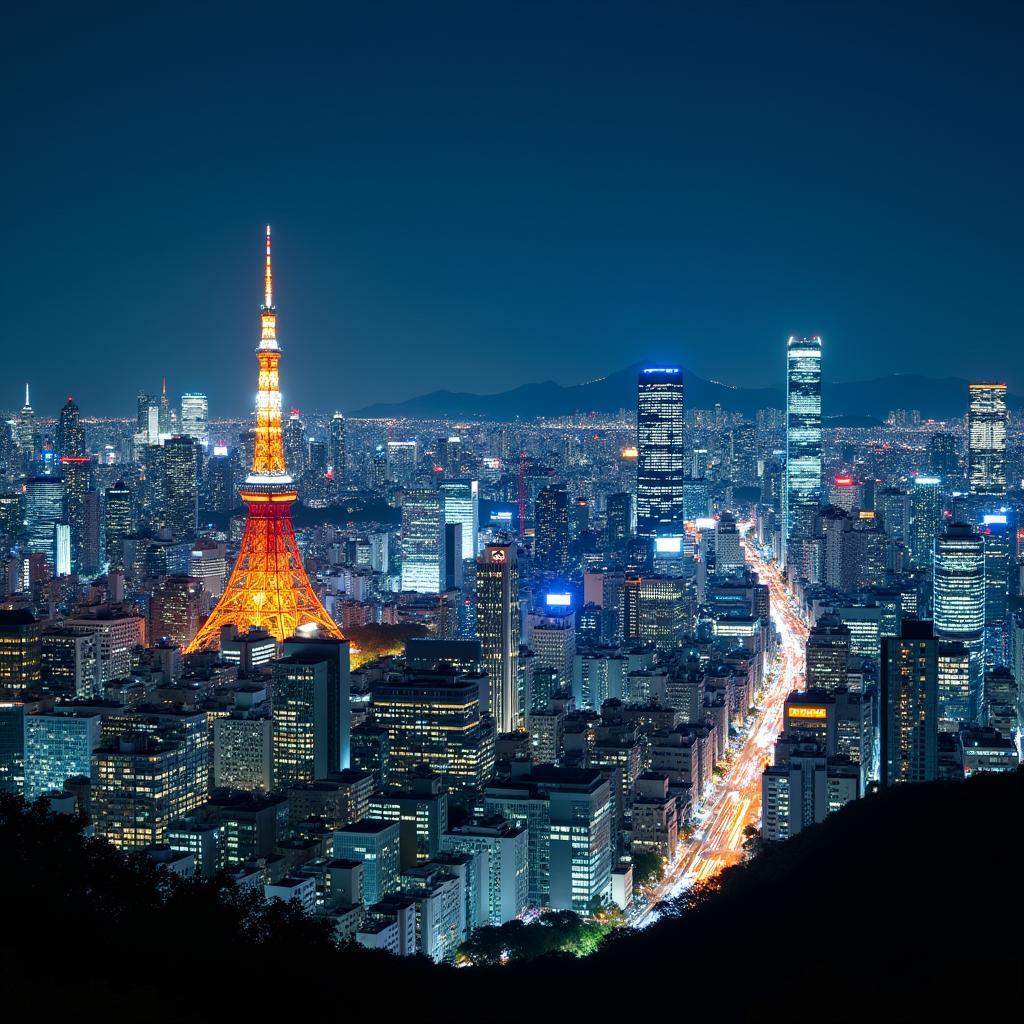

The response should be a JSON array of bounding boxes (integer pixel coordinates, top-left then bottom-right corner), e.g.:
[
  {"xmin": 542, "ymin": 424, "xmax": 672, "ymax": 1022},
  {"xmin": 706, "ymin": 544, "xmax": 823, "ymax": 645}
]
[{"xmin": 184, "ymin": 227, "xmax": 344, "ymax": 652}]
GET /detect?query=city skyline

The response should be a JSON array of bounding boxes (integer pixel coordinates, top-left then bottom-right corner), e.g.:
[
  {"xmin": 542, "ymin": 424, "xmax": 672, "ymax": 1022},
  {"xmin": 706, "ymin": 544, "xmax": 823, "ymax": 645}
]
[{"xmin": 2, "ymin": 4, "xmax": 1021, "ymax": 1013}]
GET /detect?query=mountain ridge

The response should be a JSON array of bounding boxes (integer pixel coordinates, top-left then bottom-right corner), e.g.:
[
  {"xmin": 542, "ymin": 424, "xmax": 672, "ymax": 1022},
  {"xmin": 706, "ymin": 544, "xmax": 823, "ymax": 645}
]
[{"xmin": 349, "ymin": 363, "xmax": 1021, "ymax": 421}]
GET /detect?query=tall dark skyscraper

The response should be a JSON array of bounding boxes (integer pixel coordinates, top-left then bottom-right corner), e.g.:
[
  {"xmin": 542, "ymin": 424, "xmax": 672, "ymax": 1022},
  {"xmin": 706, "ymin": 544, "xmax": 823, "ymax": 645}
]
[
  {"xmin": 55, "ymin": 397, "xmax": 84, "ymax": 461},
  {"xmin": 784, "ymin": 336, "xmax": 823, "ymax": 557},
  {"xmin": 729, "ymin": 421, "xmax": 758, "ymax": 486},
  {"xmin": 880, "ymin": 619, "xmax": 939, "ymax": 786},
  {"xmin": 967, "ymin": 383, "xmax": 1007, "ymax": 496},
  {"xmin": 534, "ymin": 485, "xmax": 569, "ymax": 570},
  {"xmin": 606, "ymin": 492, "xmax": 633, "ymax": 547},
  {"xmin": 104, "ymin": 480, "xmax": 132, "ymax": 569},
  {"xmin": 636, "ymin": 367, "xmax": 685, "ymax": 539},
  {"xmin": 61, "ymin": 456, "xmax": 91, "ymax": 572},
  {"xmin": 476, "ymin": 541, "xmax": 519, "ymax": 732},
  {"xmin": 928, "ymin": 431, "xmax": 959, "ymax": 481}
]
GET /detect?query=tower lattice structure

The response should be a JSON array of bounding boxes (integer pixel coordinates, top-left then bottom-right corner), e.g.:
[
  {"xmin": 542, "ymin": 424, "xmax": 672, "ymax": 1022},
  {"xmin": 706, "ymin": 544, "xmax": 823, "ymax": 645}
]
[{"xmin": 185, "ymin": 227, "xmax": 344, "ymax": 652}]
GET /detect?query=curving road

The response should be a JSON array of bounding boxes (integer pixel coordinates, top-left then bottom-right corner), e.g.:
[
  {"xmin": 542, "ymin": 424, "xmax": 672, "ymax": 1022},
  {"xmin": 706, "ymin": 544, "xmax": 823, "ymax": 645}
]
[{"xmin": 630, "ymin": 533, "xmax": 808, "ymax": 926}]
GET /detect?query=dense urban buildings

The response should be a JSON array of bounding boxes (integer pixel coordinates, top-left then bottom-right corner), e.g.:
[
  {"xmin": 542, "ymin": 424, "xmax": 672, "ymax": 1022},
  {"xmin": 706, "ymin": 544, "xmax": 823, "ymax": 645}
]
[{"xmin": 2, "ymin": 229, "xmax": 1020, "ymax": 976}]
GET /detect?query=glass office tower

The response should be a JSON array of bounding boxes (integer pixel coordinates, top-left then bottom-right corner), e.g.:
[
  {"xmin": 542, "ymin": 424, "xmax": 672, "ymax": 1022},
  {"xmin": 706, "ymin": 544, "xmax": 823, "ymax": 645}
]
[
  {"xmin": 784, "ymin": 336, "xmax": 823, "ymax": 558},
  {"xmin": 636, "ymin": 368, "xmax": 685, "ymax": 539}
]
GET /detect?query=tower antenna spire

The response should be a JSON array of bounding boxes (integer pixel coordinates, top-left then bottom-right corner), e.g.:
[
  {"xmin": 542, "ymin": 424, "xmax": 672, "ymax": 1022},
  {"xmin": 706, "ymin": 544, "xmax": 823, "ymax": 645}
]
[
  {"xmin": 184, "ymin": 225, "xmax": 342, "ymax": 654},
  {"xmin": 24, "ymin": 383, "xmax": 30, "ymax": 407},
  {"xmin": 264, "ymin": 224, "xmax": 273, "ymax": 309}
]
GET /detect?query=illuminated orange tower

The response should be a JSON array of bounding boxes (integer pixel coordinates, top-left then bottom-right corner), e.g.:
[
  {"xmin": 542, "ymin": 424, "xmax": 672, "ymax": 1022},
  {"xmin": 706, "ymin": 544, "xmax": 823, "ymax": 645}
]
[{"xmin": 185, "ymin": 227, "xmax": 344, "ymax": 652}]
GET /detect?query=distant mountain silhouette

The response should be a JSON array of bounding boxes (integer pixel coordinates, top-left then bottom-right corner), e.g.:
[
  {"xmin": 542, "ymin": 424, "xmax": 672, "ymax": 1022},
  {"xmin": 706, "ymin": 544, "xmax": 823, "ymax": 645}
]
[{"xmin": 351, "ymin": 364, "xmax": 1020, "ymax": 421}]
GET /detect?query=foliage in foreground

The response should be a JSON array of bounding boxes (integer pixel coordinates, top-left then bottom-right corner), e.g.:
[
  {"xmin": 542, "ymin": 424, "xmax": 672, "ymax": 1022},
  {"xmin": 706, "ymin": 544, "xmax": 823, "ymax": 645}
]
[{"xmin": 457, "ymin": 908, "xmax": 621, "ymax": 965}]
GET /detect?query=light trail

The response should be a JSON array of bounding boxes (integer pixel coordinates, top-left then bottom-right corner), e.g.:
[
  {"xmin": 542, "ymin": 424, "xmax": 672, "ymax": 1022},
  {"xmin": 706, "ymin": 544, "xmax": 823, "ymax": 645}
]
[{"xmin": 629, "ymin": 534, "xmax": 809, "ymax": 927}]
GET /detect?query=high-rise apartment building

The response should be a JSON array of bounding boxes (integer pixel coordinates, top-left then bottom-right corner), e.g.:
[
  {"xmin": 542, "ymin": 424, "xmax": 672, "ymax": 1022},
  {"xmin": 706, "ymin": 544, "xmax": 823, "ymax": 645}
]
[
  {"xmin": 371, "ymin": 671, "xmax": 495, "ymax": 791},
  {"xmin": 784, "ymin": 336, "xmax": 823, "ymax": 559},
  {"xmin": 636, "ymin": 368, "xmax": 685, "ymax": 538},
  {"xmin": 93, "ymin": 734, "xmax": 190, "ymax": 850},
  {"xmin": 880, "ymin": 620, "xmax": 939, "ymax": 786},
  {"xmin": 805, "ymin": 612, "xmax": 851, "ymax": 690},
  {"xmin": 0, "ymin": 611, "xmax": 42, "ymax": 690},
  {"xmin": 271, "ymin": 635, "xmax": 351, "ymax": 786},
  {"xmin": 967, "ymin": 383, "xmax": 1007, "ymax": 496}
]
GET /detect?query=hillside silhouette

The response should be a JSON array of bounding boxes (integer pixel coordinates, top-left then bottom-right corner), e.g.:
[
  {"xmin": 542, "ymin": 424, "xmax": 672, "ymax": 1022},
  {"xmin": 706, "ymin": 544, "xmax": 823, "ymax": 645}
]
[{"xmin": 1, "ymin": 771, "xmax": 1020, "ymax": 1021}]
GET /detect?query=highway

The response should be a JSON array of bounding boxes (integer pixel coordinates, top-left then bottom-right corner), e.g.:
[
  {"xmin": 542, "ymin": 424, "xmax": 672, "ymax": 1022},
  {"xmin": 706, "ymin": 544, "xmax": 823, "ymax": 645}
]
[{"xmin": 630, "ymin": 533, "xmax": 809, "ymax": 927}]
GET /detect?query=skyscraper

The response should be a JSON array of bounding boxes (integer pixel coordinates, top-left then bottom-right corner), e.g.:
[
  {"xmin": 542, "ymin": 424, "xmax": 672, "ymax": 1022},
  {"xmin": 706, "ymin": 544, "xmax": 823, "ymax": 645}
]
[
  {"xmin": 933, "ymin": 522, "xmax": 986, "ymax": 721},
  {"xmin": 15, "ymin": 384, "xmax": 36, "ymax": 467},
  {"xmin": 880, "ymin": 620, "xmax": 939, "ymax": 786},
  {"xmin": 636, "ymin": 368, "xmax": 685, "ymax": 538},
  {"xmin": 23, "ymin": 476, "xmax": 64, "ymax": 565},
  {"xmin": 967, "ymin": 383, "xmax": 1007, "ymax": 496},
  {"xmin": 476, "ymin": 541, "xmax": 520, "ymax": 732},
  {"xmin": 439, "ymin": 479, "xmax": 479, "ymax": 560},
  {"xmin": 805, "ymin": 612, "xmax": 851, "ymax": 691},
  {"xmin": 910, "ymin": 475, "xmax": 944, "ymax": 572},
  {"xmin": 104, "ymin": 481, "xmax": 132, "ymax": 569},
  {"xmin": 61, "ymin": 455, "xmax": 91, "ymax": 572},
  {"xmin": 534, "ymin": 485, "xmax": 569, "ymax": 570},
  {"xmin": 184, "ymin": 227, "xmax": 343, "ymax": 651},
  {"xmin": 329, "ymin": 412, "xmax": 346, "ymax": 488},
  {"xmin": 180, "ymin": 392, "xmax": 209, "ymax": 447},
  {"xmin": 55, "ymin": 397, "xmax": 84, "ymax": 460},
  {"xmin": 162, "ymin": 435, "xmax": 199, "ymax": 538},
  {"xmin": 606, "ymin": 492, "xmax": 633, "ymax": 547},
  {"xmin": 784, "ymin": 336, "xmax": 823, "ymax": 556},
  {"xmin": 272, "ymin": 634, "xmax": 351, "ymax": 784},
  {"xmin": 400, "ymin": 488, "xmax": 446, "ymax": 594},
  {"xmin": 729, "ymin": 421, "xmax": 758, "ymax": 485},
  {"xmin": 928, "ymin": 432, "xmax": 959, "ymax": 481}
]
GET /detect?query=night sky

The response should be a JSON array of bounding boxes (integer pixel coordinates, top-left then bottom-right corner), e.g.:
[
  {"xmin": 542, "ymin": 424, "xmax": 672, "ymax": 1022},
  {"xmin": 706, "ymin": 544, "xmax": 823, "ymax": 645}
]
[{"xmin": 4, "ymin": 3, "xmax": 1023, "ymax": 418}]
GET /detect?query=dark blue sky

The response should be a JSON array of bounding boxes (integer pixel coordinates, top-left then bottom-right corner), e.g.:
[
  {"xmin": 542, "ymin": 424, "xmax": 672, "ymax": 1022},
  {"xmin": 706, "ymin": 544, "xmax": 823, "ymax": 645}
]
[{"xmin": 4, "ymin": 2, "xmax": 1023, "ymax": 418}]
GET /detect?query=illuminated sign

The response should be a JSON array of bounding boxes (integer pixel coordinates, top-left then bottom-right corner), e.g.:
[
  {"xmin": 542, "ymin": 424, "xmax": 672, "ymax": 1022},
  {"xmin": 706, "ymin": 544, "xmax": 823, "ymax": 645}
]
[
  {"xmin": 642, "ymin": 367, "xmax": 680, "ymax": 374},
  {"xmin": 545, "ymin": 593, "xmax": 572, "ymax": 607},
  {"xmin": 787, "ymin": 706, "xmax": 828, "ymax": 720},
  {"xmin": 213, "ymin": 445, "xmax": 229, "ymax": 457},
  {"xmin": 982, "ymin": 514, "xmax": 1008, "ymax": 525},
  {"xmin": 621, "ymin": 447, "xmax": 639, "ymax": 459},
  {"xmin": 834, "ymin": 475, "xmax": 854, "ymax": 486},
  {"xmin": 858, "ymin": 511, "xmax": 876, "ymax": 520},
  {"xmin": 490, "ymin": 549, "xmax": 507, "ymax": 563},
  {"xmin": 694, "ymin": 517, "xmax": 718, "ymax": 531},
  {"xmin": 491, "ymin": 511, "xmax": 513, "ymax": 522},
  {"xmin": 915, "ymin": 476, "xmax": 941, "ymax": 486},
  {"xmin": 654, "ymin": 537, "xmax": 682, "ymax": 554}
]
